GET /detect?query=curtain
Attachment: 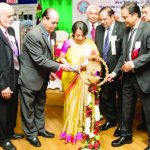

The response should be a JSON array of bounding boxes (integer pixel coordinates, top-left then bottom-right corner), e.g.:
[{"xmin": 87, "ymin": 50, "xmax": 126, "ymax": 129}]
[{"xmin": 39, "ymin": 0, "xmax": 72, "ymax": 33}]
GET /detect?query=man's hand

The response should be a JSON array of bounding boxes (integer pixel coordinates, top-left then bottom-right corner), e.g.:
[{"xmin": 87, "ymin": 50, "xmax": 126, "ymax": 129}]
[
  {"xmin": 60, "ymin": 64, "xmax": 72, "ymax": 71},
  {"xmin": 107, "ymin": 72, "xmax": 116, "ymax": 82},
  {"xmin": 1, "ymin": 87, "xmax": 13, "ymax": 99},
  {"xmin": 121, "ymin": 61, "xmax": 133, "ymax": 72},
  {"xmin": 49, "ymin": 73, "xmax": 57, "ymax": 81}
]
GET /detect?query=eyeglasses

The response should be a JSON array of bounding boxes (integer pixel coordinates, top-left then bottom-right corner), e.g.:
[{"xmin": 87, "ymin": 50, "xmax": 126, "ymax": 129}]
[
  {"xmin": 46, "ymin": 17, "xmax": 58, "ymax": 25},
  {"xmin": 50, "ymin": 21, "xmax": 58, "ymax": 25}
]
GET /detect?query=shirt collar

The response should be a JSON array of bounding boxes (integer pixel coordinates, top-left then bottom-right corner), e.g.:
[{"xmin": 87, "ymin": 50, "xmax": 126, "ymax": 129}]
[
  {"xmin": 0, "ymin": 25, "xmax": 7, "ymax": 35},
  {"xmin": 132, "ymin": 19, "xmax": 141, "ymax": 30},
  {"xmin": 41, "ymin": 23, "xmax": 50, "ymax": 37},
  {"xmin": 88, "ymin": 21, "xmax": 99, "ymax": 28},
  {"xmin": 105, "ymin": 21, "xmax": 115, "ymax": 31}
]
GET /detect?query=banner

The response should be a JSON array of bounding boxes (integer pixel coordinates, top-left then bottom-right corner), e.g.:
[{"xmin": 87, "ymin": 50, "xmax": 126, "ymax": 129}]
[{"xmin": 73, "ymin": 0, "xmax": 149, "ymax": 22}]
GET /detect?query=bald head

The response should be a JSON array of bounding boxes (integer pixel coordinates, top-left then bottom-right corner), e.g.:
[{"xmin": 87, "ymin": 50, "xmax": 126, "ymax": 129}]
[
  {"xmin": 0, "ymin": 3, "xmax": 14, "ymax": 15},
  {"xmin": 42, "ymin": 8, "xmax": 59, "ymax": 20},
  {"xmin": 86, "ymin": 5, "xmax": 100, "ymax": 14},
  {"xmin": 0, "ymin": 3, "xmax": 14, "ymax": 28},
  {"xmin": 42, "ymin": 8, "xmax": 59, "ymax": 33}
]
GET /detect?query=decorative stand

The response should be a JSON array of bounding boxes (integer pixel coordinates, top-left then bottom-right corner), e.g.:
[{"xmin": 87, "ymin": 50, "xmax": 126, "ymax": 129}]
[{"xmin": 79, "ymin": 56, "xmax": 108, "ymax": 150}]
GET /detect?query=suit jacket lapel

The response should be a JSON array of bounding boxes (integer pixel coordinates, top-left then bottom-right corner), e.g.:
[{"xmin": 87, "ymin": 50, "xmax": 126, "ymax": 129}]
[
  {"xmin": 8, "ymin": 27, "xmax": 20, "ymax": 57},
  {"xmin": 100, "ymin": 28, "xmax": 105, "ymax": 55},
  {"xmin": 40, "ymin": 24, "xmax": 52, "ymax": 52},
  {"xmin": 123, "ymin": 28, "xmax": 130, "ymax": 61},
  {"xmin": 111, "ymin": 21, "xmax": 118, "ymax": 36},
  {"xmin": 132, "ymin": 21, "xmax": 144, "ymax": 48},
  {"xmin": 107, "ymin": 21, "xmax": 118, "ymax": 54},
  {"xmin": 0, "ymin": 29, "xmax": 12, "ymax": 49}
]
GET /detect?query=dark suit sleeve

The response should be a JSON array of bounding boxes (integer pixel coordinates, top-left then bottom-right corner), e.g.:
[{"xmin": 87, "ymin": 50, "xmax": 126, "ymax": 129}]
[
  {"xmin": 112, "ymin": 23, "xmax": 125, "ymax": 74},
  {"xmin": 25, "ymin": 32, "xmax": 60, "ymax": 72},
  {"xmin": 0, "ymin": 39, "xmax": 9, "ymax": 91},
  {"xmin": 0, "ymin": 47, "xmax": 7, "ymax": 91},
  {"xmin": 95, "ymin": 25, "xmax": 103, "ymax": 57},
  {"xmin": 133, "ymin": 32, "xmax": 150, "ymax": 69}
]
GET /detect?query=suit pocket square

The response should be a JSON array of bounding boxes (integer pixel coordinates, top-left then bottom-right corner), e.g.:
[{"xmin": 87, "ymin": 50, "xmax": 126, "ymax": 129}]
[{"xmin": 131, "ymin": 48, "xmax": 139, "ymax": 60}]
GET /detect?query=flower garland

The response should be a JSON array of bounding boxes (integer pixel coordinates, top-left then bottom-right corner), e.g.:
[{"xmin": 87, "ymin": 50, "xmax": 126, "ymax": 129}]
[
  {"xmin": 78, "ymin": 55, "xmax": 108, "ymax": 149},
  {"xmin": 79, "ymin": 84, "xmax": 101, "ymax": 150}
]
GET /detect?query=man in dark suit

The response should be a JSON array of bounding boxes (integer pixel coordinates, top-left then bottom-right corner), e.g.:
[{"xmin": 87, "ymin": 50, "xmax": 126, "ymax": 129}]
[
  {"xmin": 95, "ymin": 7, "xmax": 124, "ymax": 136},
  {"xmin": 111, "ymin": 3, "xmax": 150, "ymax": 150},
  {"xmin": 137, "ymin": 2, "xmax": 150, "ymax": 131},
  {"xmin": 0, "ymin": 3, "xmax": 24, "ymax": 150},
  {"xmin": 84, "ymin": 4, "xmax": 100, "ymax": 41},
  {"xmin": 18, "ymin": 8, "xmax": 71, "ymax": 147}
]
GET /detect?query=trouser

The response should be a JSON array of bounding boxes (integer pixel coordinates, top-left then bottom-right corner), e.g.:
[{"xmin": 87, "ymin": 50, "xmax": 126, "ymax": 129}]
[
  {"xmin": 121, "ymin": 73, "xmax": 150, "ymax": 137},
  {"xmin": 19, "ymin": 80, "xmax": 48, "ymax": 139},
  {"xmin": 100, "ymin": 78, "xmax": 122, "ymax": 125},
  {"xmin": 0, "ymin": 71, "xmax": 19, "ymax": 142}
]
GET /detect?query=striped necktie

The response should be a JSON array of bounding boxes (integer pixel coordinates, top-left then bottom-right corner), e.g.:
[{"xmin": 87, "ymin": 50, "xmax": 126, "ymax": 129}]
[{"xmin": 103, "ymin": 28, "xmax": 111, "ymax": 62}]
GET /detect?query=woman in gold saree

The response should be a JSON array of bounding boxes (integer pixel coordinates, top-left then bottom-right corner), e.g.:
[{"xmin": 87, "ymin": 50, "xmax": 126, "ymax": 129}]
[{"xmin": 59, "ymin": 21, "xmax": 100, "ymax": 144}]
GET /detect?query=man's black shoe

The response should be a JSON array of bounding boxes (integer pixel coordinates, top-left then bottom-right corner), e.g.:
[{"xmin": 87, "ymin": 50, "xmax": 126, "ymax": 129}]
[
  {"xmin": 11, "ymin": 133, "xmax": 24, "ymax": 140},
  {"xmin": 38, "ymin": 131, "xmax": 55, "ymax": 138},
  {"xmin": 113, "ymin": 126, "xmax": 121, "ymax": 137},
  {"xmin": 111, "ymin": 136, "xmax": 132, "ymax": 147},
  {"xmin": 0, "ymin": 141, "xmax": 16, "ymax": 150},
  {"xmin": 144, "ymin": 145, "xmax": 150, "ymax": 150},
  {"xmin": 100, "ymin": 121, "xmax": 116, "ymax": 131},
  {"xmin": 27, "ymin": 137, "xmax": 41, "ymax": 147}
]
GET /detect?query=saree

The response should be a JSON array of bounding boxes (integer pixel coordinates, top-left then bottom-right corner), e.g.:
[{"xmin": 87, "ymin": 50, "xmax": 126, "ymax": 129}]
[{"xmin": 60, "ymin": 38, "xmax": 100, "ymax": 144}]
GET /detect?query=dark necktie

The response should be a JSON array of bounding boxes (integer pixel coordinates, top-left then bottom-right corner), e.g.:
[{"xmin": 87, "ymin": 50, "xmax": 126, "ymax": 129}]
[
  {"xmin": 126, "ymin": 28, "xmax": 136, "ymax": 60},
  {"xmin": 91, "ymin": 24, "xmax": 95, "ymax": 41},
  {"xmin": 103, "ymin": 28, "xmax": 111, "ymax": 62}
]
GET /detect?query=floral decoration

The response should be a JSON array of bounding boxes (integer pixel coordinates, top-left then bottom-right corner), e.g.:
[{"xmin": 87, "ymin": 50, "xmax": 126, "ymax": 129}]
[{"xmin": 79, "ymin": 84, "xmax": 101, "ymax": 150}]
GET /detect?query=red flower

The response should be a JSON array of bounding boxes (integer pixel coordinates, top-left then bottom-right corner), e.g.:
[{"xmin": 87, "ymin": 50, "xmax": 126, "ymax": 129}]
[
  {"xmin": 86, "ymin": 106, "xmax": 92, "ymax": 117},
  {"xmin": 95, "ymin": 121, "xmax": 100, "ymax": 127},
  {"xmin": 131, "ymin": 48, "xmax": 139, "ymax": 60},
  {"xmin": 89, "ymin": 85, "xmax": 98, "ymax": 93},
  {"xmin": 88, "ymin": 144, "xmax": 93, "ymax": 149},
  {"xmin": 83, "ymin": 133, "xmax": 89, "ymax": 140},
  {"xmin": 94, "ymin": 140, "xmax": 100, "ymax": 149},
  {"xmin": 94, "ymin": 128, "xmax": 99, "ymax": 134}
]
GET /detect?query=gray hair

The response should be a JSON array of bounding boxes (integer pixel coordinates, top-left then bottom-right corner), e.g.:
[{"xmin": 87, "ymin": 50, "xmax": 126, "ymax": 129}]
[
  {"xmin": 0, "ymin": 2, "xmax": 14, "ymax": 16},
  {"xmin": 86, "ymin": 4, "xmax": 100, "ymax": 14},
  {"xmin": 142, "ymin": 2, "xmax": 150, "ymax": 9}
]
